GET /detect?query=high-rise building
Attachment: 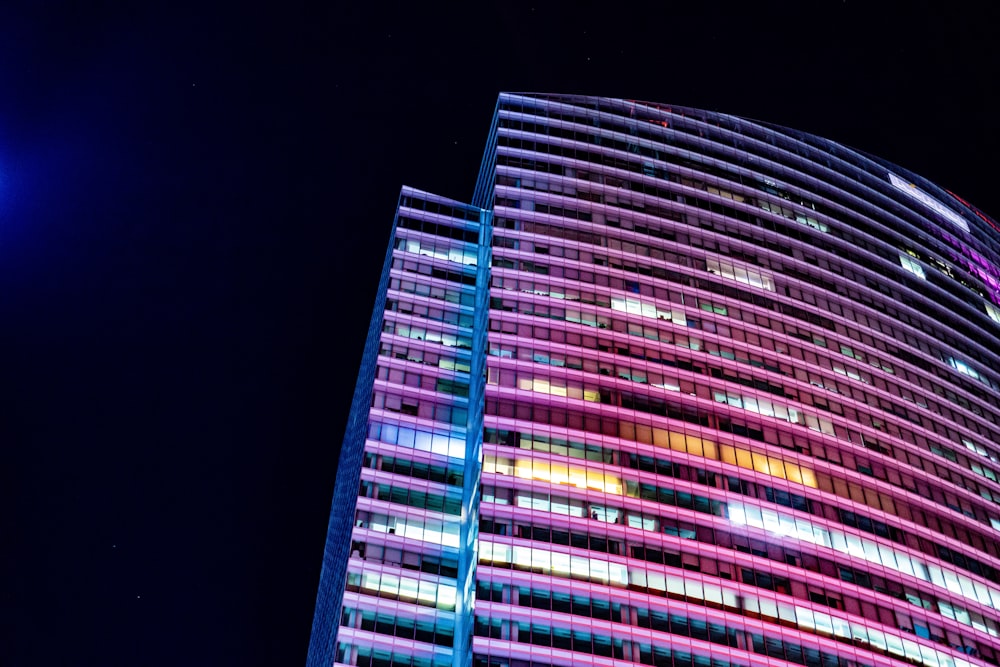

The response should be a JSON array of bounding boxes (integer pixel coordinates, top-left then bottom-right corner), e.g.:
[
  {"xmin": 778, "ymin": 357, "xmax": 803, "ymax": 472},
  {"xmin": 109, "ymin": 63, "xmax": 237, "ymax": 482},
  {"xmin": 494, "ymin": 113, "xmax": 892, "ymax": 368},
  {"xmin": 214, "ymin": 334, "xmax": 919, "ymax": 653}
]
[{"xmin": 307, "ymin": 93, "xmax": 1000, "ymax": 667}]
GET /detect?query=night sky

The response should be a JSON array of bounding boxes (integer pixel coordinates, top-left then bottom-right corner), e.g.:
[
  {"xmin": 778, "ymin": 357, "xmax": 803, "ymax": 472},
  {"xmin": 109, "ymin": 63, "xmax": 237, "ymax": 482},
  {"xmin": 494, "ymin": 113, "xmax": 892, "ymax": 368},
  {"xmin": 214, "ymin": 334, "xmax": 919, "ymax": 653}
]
[{"xmin": 4, "ymin": 2, "xmax": 999, "ymax": 665}]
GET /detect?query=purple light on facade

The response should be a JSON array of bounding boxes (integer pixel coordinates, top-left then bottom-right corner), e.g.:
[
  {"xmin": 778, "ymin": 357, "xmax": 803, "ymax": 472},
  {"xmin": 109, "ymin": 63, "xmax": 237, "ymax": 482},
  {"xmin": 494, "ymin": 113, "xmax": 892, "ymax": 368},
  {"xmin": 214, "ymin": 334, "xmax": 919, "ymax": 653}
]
[{"xmin": 308, "ymin": 94, "xmax": 1000, "ymax": 667}]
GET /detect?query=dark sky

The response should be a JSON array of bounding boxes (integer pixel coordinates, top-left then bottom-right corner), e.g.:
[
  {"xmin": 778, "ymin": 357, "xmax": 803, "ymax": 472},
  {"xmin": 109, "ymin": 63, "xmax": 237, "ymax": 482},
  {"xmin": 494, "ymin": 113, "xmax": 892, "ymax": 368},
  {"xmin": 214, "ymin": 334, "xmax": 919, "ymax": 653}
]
[{"xmin": 3, "ymin": 2, "xmax": 998, "ymax": 665}]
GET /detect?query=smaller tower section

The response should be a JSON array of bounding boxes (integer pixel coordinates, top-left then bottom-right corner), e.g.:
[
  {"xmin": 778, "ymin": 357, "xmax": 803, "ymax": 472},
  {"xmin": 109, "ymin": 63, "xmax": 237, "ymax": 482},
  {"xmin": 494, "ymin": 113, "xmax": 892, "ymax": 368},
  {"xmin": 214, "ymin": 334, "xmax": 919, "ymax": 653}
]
[{"xmin": 308, "ymin": 188, "xmax": 490, "ymax": 667}]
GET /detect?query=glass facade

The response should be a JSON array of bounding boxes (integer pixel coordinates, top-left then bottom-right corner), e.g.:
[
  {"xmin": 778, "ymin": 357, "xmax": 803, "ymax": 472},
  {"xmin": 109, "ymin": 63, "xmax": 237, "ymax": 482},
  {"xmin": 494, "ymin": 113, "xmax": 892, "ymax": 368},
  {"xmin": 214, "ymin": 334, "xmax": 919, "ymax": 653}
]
[{"xmin": 308, "ymin": 94, "xmax": 1000, "ymax": 667}]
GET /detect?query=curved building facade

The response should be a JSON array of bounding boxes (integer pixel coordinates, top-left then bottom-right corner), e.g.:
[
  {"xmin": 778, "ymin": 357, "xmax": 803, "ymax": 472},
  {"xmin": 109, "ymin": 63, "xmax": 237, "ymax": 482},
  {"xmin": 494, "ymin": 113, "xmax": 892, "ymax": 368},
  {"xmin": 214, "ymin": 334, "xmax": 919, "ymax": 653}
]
[{"xmin": 308, "ymin": 94, "xmax": 1000, "ymax": 667}]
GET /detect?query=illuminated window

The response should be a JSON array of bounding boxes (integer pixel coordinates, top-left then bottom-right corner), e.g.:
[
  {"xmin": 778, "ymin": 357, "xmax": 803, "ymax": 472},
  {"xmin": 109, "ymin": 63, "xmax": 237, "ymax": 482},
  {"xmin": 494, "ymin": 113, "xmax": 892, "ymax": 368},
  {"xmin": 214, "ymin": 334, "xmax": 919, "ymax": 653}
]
[
  {"xmin": 759, "ymin": 199, "xmax": 827, "ymax": 232},
  {"xmin": 962, "ymin": 438, "xmax": 992, "ymax": 459},
  {"xmin": 705, "ymin": 258, "xmax": 775, "ymax": 291},
  {"xmin": 479, "ymin": 542, "xmax": 628, "ymax": 586},
  {"xmin": 487, "ymin": 455, "xmax": 623, "ymax": 495},
  {"xmin": 986, "ymin": 301, "xmax": 1000, "ymax": 325},
  {"xmin": 610, "ymin": 295, "xmax": 678, "ymax": 321},
  {"xmin": 356, "ymin": 570, "xmax": 456, "ymax": 610},
  {"xmin": 899, "ymin": 254, "xmax": 926, "ymax": 280},
  {"xmin": 947, "ymin": 356, "xmax": 982, "ymax": 381},
  {"xmin": 727, "ymin": 500, "xmax": 1000, "ymax": 622},
  {"xmin": 889, "ymin": 172, "xmax": 970, "ymax": 232}
]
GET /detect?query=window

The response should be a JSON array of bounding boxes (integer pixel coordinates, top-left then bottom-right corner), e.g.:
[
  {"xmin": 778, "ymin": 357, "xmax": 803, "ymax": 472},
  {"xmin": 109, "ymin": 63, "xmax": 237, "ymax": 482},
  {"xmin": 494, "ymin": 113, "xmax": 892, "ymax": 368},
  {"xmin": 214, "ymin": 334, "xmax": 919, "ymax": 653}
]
[
  {"xmin": 899, "ymin": 253, "xmax": 926, "ymax": 280},
  {"xmin": 986, "ymin": 301, "xmax": 1000, "ymax": 325},
  {"xmin": 947, "ymin": 356, "xmax": 982, "ymax": 382},
  {"xmin": 705, "ymin": 258, "xmax": 775, "ymax": 291},
  {"xmin": 889, "ymin": 172, "xmax": 970, "ymax": 232}
]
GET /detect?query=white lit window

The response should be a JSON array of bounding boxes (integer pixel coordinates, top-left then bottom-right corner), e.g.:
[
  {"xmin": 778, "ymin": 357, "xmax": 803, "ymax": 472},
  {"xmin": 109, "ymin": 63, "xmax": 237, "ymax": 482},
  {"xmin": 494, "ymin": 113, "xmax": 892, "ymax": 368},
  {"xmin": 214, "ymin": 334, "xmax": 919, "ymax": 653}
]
[
  {"xmin": 986, "ymin": 301, "xmax": 1000, "ymax": 325},
  {"xmin": 947, "ymin": 356, "xmax": 982, "ymax": 381},
  {"xmin": 705, "ymin": 258, "xmax": 775, "ymax": 291},
  {"xmin": 724, "ymin": 499, "xmax": 1000, "ymax": 632},
  {"xmin": 899, "ymin": 254, "xmax": 926, "ymax": 280},
  {"xmin": 963, "ymin": 437, "xmax": 993, "ymax": 459},
  {"xmin": 795, "ymin": 212, "xmax": 828, "ymax": 232},
  {"xmin": 610, "ymin": 295, "xmax": 675, "ymax": 321},
  {"xmin": 889, "ymin": 172, "xmax": 970, "ymax": 232}
]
